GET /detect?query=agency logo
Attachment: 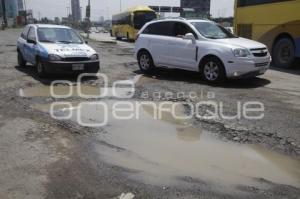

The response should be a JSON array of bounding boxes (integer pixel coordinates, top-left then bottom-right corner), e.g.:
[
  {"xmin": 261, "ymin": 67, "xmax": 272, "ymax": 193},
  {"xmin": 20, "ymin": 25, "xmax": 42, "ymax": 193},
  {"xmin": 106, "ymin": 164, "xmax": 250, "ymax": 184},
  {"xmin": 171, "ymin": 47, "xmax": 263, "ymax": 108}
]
[{"xmin": 48, "ymin": 73, "xmax": 265, "ymax": 127}]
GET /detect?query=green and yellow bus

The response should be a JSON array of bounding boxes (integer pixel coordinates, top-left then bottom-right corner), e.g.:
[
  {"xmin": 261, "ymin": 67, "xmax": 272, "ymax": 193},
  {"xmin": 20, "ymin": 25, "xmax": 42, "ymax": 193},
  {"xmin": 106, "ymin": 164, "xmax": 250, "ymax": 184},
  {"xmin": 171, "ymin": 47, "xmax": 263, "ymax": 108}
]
[
  {"xmin": 112, "ymin": 6, "xmax": 157, "ymax": 41},
  {"xmin": 234, "ymin": 0, "xmax": 300, "ymax": 68}
]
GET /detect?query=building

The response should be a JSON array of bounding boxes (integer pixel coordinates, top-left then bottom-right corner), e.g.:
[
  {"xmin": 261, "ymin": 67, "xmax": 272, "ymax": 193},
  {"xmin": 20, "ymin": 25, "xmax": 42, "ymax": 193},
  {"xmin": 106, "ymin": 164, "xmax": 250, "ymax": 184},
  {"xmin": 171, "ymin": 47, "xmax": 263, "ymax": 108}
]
[
  {"xmin": 99, "ymin": 16, "xmax": 104, "ymax": 23},
  {"xmin": 17, "ymin": 0, "xmax": 24, "ymax": 11},
  {"xmin": 61, "ymin": 17, "xmax": 69, "ymax": 25},
  {"xmin": 71, "ymin": 0, "xmax": 81, "ymax": 23},
  {"xmin": 54, "ymin": 17, "xmax": 60, "ymax": 24},
  {"xmin": 180, "ymin": 0, "xmax": 211, "ymax": 18},
  {"xmin": 0, "ymin": 0, "xmax": 18, "ymax": 18}
]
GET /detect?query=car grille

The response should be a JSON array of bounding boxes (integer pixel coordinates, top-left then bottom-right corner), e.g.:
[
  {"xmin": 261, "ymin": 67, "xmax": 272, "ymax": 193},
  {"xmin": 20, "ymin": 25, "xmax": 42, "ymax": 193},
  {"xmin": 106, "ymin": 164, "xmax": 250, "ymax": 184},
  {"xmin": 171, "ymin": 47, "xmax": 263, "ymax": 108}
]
[
  {"xmin": 250, "ymin": 48, "xmax": 268, "ymax": 57},
  {"xmin": 255, "ymin": 62, "xmax": 269, "ymax": 67},
  {"xmin": 63, "ymin": 57, "xmax": 90, "ymax": 61}
]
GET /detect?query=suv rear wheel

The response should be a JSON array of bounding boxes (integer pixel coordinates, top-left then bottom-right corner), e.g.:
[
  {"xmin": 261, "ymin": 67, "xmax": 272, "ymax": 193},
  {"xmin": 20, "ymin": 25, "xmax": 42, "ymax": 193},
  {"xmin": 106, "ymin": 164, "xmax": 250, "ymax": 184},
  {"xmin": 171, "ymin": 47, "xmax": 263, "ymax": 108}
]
[
  {"xmin": 201, "ymin": 57, "xmax": 226, "ymax": 83},
  {"xmin": 138, "ymin": 51, "xmax": 155, "ymax": 73}
]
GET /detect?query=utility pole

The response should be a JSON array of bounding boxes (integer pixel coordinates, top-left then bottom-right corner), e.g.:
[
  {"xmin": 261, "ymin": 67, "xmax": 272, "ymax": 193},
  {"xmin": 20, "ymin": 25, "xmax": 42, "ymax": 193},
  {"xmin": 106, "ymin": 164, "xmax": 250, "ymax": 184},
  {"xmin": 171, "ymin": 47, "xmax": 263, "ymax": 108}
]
[
  {"xmin": 119, "ymin": 0, "xmax": 122, "ymax": 12},
  {"xmin": 23, "ymin": 0, "xmax": 27, "ymax": 24},
  {"xmin": 1, "ymin": 0, "xmax": 7, "ymax": 27},
  {"xmin": 86, "ymin": 0, "xmax": 91, "ymax": 38},
  {"xmin": 66, "ymin": 6, "xmax": 70, "ymax": 16},
  {"xmin": 38, "ymin": 11, "xmax": 41, "ymax": 22},
  {"xmin": 66, "ymin": 6, "xmax": 70, "ymax": 26},
  {"xmin": 106, "ymin": 6, "xmax": 110, "ymax": 20}
]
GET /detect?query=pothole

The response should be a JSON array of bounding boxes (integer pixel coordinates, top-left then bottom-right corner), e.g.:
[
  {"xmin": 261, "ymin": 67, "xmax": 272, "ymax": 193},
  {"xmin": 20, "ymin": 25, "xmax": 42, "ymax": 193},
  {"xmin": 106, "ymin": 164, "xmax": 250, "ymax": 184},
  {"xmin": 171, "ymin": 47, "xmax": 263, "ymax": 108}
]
[{"xmin": 30, "ymin": 100, "xmax": 300, "ymax": 188}]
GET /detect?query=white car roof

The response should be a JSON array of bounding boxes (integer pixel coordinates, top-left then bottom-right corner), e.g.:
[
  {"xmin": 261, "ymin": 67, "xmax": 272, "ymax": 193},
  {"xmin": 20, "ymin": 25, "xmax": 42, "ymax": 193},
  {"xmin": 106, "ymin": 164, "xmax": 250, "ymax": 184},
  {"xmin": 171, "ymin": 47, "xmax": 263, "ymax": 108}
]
[
  {"xmin": 29, "ymin": 24, "xmax": 71, "ymax": 29},
  {"xmin": 187, "ymin": 19, "xmax": 214, "ymax": 23},
  {"xmin": 148, "ymin": 18, "xmax": 213, "ymax": 25}
]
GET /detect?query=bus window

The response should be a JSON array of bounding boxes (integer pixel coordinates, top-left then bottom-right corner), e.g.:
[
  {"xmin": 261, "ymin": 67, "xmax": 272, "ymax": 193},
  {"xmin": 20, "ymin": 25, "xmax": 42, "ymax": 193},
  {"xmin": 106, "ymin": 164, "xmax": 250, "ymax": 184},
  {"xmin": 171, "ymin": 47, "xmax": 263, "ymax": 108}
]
[
  {"xmin": 237, "ymin": 0, "xmax": 292, "ymax": 7},
  {"xmin": 134, "ymin": 12, "xmax": 157, "ymax": 30}
]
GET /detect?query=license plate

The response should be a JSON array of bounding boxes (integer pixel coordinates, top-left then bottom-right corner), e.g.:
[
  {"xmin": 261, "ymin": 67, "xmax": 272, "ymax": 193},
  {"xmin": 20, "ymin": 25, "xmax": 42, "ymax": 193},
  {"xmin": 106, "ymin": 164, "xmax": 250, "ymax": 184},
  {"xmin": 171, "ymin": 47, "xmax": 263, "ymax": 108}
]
[{"xmin": 72, "ymin": 64, "xmax": 84, "ymax": 71}]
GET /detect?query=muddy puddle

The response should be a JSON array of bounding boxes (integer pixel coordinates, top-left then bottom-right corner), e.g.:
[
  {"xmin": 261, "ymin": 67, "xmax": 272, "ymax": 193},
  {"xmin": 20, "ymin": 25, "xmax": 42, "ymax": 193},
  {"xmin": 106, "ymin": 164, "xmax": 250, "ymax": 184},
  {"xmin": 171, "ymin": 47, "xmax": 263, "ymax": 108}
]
[
  {"xmin": 31, "ymin": 100, "xmax": 300, "ymax": 188},
  {"xmin": 19, "ymin": 82, "xmax": 136, "ymax": 99},
  {"xmin": 19, "ymin": 85, "xmax": 102, "ymax": 98}
]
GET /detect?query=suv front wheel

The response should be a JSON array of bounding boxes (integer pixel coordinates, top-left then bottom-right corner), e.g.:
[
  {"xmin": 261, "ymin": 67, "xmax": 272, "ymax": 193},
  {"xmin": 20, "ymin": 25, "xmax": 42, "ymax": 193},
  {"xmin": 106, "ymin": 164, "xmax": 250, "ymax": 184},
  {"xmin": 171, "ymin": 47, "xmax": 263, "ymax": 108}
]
[
  {"xmin": 138, "ymin": 51, "xmax": 155, "ymax": 73},
  {"xmin": 201, "ymin": 57, "xmax": 226, "ymax": 84}
]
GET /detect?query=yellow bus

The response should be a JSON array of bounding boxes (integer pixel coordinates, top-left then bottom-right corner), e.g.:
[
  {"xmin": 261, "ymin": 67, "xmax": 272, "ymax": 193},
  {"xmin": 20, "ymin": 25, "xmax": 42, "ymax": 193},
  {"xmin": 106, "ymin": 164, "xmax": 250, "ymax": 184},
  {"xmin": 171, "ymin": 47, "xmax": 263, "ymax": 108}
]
[
  {"xmin": 112, "ymin": 6, "xmax": 157, "ymax": 41},
  {"xmin": 234, "ymin": 0, "xmax": 300, "ymax": 68}
]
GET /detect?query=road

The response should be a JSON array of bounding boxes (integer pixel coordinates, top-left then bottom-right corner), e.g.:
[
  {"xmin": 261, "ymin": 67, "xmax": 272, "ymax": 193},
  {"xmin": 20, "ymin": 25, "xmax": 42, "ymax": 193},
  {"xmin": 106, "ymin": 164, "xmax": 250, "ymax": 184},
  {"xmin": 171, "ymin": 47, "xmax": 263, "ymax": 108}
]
[{"xmin": 0, "ymin": 29, "xmax": 300, "ymax": 199}]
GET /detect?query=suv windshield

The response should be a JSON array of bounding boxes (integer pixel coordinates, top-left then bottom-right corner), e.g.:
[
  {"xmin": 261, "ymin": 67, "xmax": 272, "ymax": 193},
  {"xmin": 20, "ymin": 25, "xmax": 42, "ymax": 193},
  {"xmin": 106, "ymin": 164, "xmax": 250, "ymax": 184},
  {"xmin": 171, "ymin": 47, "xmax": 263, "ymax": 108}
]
[
  {"xmin": 37, "ymin": 28, "xmax": 84, "ymax": 44},
  {"xmin": 134, "ymin": 11, "xmax": 157, "ymax": 29},
  {"xmin": 191, "ymin": 22, "xmax": 237, "ymax": 39}
]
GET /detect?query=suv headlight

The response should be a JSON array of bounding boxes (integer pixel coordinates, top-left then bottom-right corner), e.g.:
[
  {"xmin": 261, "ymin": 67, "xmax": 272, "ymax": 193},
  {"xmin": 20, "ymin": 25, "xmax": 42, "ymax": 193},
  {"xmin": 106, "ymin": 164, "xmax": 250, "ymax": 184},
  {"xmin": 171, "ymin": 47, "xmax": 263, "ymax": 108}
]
[
  {"xmin": 90, "ymin": 54, "xmax": 99, "ymax": 60},
  {"xmin": 232, "ymin": 48, "xmax": 250, "ymax": 57},
  {"xmin": 48, "ymin": 54, "xmax": 62, "ymax": 61}
]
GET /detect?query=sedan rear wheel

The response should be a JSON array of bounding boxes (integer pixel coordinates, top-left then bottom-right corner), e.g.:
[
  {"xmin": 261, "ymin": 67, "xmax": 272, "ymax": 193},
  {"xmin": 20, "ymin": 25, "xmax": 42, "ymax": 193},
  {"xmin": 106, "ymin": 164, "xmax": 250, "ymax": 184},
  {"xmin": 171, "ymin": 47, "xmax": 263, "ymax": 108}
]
[{"xmin": 18, "ymin": 51, "xmax": 27, "ymax": 67}]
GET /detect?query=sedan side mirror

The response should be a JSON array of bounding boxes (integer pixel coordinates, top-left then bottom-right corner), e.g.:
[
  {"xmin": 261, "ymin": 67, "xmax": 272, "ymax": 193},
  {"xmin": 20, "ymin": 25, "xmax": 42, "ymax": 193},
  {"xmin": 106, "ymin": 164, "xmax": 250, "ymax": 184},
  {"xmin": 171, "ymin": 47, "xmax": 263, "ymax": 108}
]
[
  {"xmin": 183, "ymin": 33, "xmax": 196, "ymax": 43},
  {"xmin": 27, "ymin": 38, "xmax": 36, "ymax": 44}
]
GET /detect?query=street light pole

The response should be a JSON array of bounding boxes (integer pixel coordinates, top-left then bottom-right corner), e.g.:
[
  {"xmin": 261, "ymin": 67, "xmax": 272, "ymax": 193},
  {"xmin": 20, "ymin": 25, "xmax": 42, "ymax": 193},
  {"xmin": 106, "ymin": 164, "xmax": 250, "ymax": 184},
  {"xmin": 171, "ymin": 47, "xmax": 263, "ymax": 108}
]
[
  {"xmin": 23, "ymin": 0, "xmax": 27, "ymax": 24},
  {"xmin": 86, "ymin": 0, "xmax": 91, "ymax": 39},
  {"xmin": 66, "ymin": 6, "xmax": 70, "ymax": 26}
]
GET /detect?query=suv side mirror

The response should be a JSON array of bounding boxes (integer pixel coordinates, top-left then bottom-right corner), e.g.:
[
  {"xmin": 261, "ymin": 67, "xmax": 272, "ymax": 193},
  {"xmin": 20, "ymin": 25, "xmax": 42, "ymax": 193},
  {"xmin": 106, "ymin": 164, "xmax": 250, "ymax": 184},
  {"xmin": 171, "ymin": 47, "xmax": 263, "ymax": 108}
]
[
  {"xmin": 27, "ymin": 38, "xmax": 36, "ymax": 44},
  {"xmin": 225, "ymin": 27, "xmax": 233, "ymax": 33},
  {"xmin": 183, "ymin": 33, "xmax": 196, "ymax": 43}
]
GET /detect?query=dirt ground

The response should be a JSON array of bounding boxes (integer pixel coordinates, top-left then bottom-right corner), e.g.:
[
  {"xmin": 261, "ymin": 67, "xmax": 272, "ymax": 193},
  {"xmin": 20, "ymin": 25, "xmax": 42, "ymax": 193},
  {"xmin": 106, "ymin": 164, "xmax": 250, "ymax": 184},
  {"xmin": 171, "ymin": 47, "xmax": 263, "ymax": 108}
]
[{"xmin": 0, "ymin": 29, "xmax": 300, "ymax": 199}]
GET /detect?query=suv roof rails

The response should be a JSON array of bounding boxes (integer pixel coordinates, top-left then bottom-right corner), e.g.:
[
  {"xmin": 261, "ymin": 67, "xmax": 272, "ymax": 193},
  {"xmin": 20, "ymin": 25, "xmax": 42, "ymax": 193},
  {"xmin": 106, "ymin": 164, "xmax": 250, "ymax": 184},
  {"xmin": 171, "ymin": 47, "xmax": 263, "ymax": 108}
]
[
  {"xmin": 185, "ymin": 17, "xmax": 210, "ymax": 20},
  {"xmin": 157, "ymin": 17, "xmax": 186, "ymax": 20}
]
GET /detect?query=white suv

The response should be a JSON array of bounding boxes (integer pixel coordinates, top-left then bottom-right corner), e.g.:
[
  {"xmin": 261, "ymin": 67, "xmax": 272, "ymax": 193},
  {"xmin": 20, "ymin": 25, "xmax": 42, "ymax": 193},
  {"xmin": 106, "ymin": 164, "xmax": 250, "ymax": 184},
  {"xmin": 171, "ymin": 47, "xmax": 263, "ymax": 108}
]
[{"xmin": 134, "ymin": 19, "xmax": 271, "ymax": 83}]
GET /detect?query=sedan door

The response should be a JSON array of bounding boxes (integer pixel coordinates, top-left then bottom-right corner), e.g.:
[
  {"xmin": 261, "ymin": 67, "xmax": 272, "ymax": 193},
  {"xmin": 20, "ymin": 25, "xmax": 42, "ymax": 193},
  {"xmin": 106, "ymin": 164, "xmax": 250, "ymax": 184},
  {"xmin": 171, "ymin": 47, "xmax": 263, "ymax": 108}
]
[
  {"xmin": 168, "ymin": 22, "xmax": 198, "ymax": 70},
  {"xmin": 18, "ymin": 26, "xmax": 30, "ymax": 60},
  {"xmin": 24, "ymin": 27, "xmax": 38, "ymax": 64}
]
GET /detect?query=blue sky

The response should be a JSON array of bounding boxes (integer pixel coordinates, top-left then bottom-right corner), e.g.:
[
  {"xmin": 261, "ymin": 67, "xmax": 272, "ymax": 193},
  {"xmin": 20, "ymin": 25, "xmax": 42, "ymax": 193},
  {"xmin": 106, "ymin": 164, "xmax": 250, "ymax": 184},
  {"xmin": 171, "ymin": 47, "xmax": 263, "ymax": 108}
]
[{"xmin": 27, "ymin": 0, "xmax": 235, "ymax": 20}]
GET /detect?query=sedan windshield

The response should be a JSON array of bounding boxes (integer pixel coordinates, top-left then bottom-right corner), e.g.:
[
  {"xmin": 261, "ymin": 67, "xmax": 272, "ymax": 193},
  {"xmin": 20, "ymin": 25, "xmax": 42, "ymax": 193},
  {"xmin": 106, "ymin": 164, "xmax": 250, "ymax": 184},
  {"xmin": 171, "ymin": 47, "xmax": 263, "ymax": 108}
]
[
  {"xmin": 191, "ymin": 22, "xmax": 237, "ymax": 39},
  {"xmin": 37, "ymin": 28, "xmax": 84, "ymax": 44}
]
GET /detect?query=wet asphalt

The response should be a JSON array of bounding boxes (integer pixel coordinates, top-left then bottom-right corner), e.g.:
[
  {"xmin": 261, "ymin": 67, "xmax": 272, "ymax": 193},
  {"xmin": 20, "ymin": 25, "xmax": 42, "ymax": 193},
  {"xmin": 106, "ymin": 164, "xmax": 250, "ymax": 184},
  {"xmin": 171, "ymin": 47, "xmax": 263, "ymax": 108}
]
[{"xmin": 0, "ymin": 29, "xmax": 300, "ymax": 199}]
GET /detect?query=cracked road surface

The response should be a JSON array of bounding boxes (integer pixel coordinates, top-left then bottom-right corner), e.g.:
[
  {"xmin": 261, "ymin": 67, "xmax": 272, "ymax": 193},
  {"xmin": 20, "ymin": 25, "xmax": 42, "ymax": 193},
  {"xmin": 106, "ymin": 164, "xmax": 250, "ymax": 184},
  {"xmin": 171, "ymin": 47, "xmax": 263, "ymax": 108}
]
[{"xmin": 0, "ymin": 29, "xmax": 300, "ymax": 199}]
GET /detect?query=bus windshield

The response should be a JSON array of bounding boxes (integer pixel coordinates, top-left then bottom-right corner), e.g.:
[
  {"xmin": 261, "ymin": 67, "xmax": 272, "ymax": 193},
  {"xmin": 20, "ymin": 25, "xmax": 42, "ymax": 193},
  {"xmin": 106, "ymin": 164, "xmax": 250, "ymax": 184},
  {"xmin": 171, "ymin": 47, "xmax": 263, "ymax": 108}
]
[
  {"xmin": 134, "ymin": 11, "xmax": 156, "ymax": 29},
  {"xmin": 191, "ymin": 22, "xmax": 237, "ymax": 39}
]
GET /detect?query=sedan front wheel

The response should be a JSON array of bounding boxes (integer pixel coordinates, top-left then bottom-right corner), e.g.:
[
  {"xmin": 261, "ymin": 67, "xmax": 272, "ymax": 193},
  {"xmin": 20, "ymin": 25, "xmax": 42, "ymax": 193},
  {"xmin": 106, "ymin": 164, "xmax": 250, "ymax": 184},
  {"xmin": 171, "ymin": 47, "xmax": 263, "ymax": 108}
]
[{"xmin": 36, "ymin": 60, "xmax": 47, "ymax": 78}]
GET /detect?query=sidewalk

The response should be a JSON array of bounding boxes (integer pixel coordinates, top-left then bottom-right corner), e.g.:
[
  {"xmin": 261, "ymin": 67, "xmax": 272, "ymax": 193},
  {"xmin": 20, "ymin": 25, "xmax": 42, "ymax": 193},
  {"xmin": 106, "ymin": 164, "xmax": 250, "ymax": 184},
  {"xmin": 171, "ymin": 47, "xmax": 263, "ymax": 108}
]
[{"xmin": 81, "ymin": 32, "xmax": 117, "ymax": 44}]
